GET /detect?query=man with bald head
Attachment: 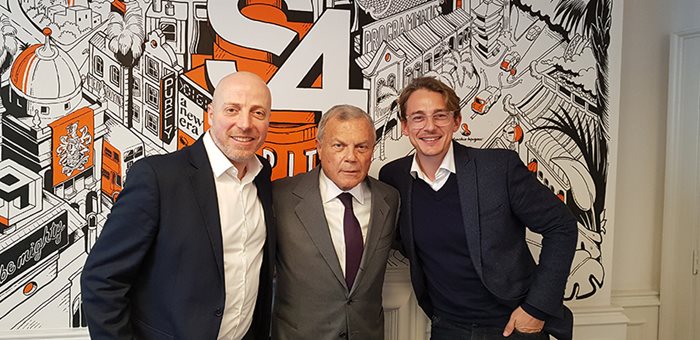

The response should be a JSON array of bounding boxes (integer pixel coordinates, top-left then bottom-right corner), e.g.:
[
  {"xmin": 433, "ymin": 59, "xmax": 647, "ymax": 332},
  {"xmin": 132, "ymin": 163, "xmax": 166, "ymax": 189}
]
[{"xmin": 82, "ymin": 72, "xmax": 275, "ymax": 340}]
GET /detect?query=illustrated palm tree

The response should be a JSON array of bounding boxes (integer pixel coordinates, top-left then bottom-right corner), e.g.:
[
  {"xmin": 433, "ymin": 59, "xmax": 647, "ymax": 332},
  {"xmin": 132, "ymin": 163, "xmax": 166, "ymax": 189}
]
[
  {"xmin": 106, "ymin": 2, "xmax": 145, "ymax": 129},
  {"xmin": 554, "ymin": 0, "xmax": 612, "ymax": 133},
  {"xmin": 0, "ymin": 15, "xmax": 18, "ymax": 114},
  {"xmin": 536, "ymin": 106, "xmax": 608, "ymax": 300},
  {"xmin": 0, "ymin": 15, "xmax": 18, "ymax": 83},
  {"xmin": 536, "ymin": 106, "xmax": 608, "ymax": 234},
  {"xmin": 505, "ymin": 0, "xmax": 612, "ymax": 300},
  {"xmin": 551, "ymin": 0, "xmax": 611, "ymax": 234}
]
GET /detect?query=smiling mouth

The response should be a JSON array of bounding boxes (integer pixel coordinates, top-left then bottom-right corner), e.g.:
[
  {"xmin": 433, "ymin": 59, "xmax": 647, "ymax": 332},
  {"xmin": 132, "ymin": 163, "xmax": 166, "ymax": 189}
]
[
  {"xmin": 231, "ymin": 136, "xmax": 255, "ymax": 143},
  {"xmin": 420, "ymin": 136, "xmax": 441, "ymax": 142}
]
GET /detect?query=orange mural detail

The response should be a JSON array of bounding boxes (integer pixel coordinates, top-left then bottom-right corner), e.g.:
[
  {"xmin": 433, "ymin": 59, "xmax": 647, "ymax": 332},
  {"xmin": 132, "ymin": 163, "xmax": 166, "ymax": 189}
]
[
  {"xmin": 110, "ymin": 0, "xmax": 126, "ymax": 14},
  {"xmin": 557, "ymin": 192, "xmax": 566, "ymax": 202},
  {"xmin": 262, "ymin": 109, "xmax": 318, "ymax": 180},
  {"xmin": 177, "ymin": 129, "xmax": 197, "ymax": 150},
  {"xmin": 261, "ymin": 121, "xmax": 318, "ymax": 179},
  {"xmin": 101, "ymin": 140, "xmax": 122, "ymax": 203},
  {"xmin": 527, "ymin": 160, "xmax": 538, "ymax": 173},
  {"xmin": 49, "ymin": 107, "xmax": 95, "ymax": 186},
  {"xmin": 9, "ymin": 44, "xmax": 41, "ymax": 93},
  {"xmin": 514, "ymin": 124, "xmax": 524, "ymax": 143},
  {"xmin": 210, "ymin": 0, "xmax": 312, "ymax": 79},
  {"xmin": 100, "ymin": 120, "xmax": 145, "ymax": 203},
  {"xmin": 208, "ymin": 0, "xmax": 319, "ymax": 180},
  {"xmin": 190, "ymin": 54, "xmax": 213, "ymax": 70},
  {"xmin": 183, "ymin": 66, "xmax": 210, "ymax": 90}
]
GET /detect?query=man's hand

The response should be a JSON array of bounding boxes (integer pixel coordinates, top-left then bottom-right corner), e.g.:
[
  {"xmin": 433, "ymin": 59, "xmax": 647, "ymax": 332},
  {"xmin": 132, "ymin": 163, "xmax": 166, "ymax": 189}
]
[{"xmin": 503, "ymin": 306, "xmax": 544, "ymax": 336}]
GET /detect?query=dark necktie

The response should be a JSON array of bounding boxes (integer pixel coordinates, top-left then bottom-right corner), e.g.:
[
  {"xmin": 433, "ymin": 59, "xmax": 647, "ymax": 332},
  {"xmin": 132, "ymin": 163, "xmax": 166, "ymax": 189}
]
[{"xmin": 338, "ymin": 192, "xmax": 363, "ymax": 289}]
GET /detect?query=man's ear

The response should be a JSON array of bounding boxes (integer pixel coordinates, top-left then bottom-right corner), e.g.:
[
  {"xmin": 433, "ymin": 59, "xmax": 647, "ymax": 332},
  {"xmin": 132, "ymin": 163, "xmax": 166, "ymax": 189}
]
[
  {"xmin": 207, "ymin": 104, "xmax": 214, "ymax": 123},
  {"xmin": 452, "ymin": 114, "xmax": 462, "ymax": 133},
  {"xmin": 315, "ymin": 139, "xmax": 322, "ymax": 160},
  {"xmin": 401, "ymin": 120, "xmax": 409, "ymax": 136}
]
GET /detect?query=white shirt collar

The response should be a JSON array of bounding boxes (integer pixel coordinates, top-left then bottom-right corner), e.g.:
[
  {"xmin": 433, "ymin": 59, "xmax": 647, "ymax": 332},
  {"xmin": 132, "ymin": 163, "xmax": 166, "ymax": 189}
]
[
  {"xmin": 410, "ymin": 141, "xmax": 456, "ymax": 180},
  {"xmin": 203, "ymin": 131, "xmax": 262, "ymax": 181},
  {"xmin": 319, "ymin": 168, "xmax": 368, "ymax": 205}
]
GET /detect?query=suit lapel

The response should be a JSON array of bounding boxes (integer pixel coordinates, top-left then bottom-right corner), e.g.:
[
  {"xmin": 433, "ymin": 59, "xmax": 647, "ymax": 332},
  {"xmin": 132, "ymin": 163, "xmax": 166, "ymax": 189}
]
[
  {"xmin": 187, "ymin": 139, "xmax": 225, "ymax": 281},
  {"xmin": 454, "ymin": 142, "xmax": 483, "ymax": 277},
  {"xmin": 254, "ymin": 156, "xmax": 275, "ymax": 280},
  {"xmin": 404, "ymin": 172, "xmax": 415, "ymax": 259},
  {"xmin": 398, "ymin": 157, "xmax": 416, "ymax": 261},
  {"xmin": 353, "ymin": 178, "xmax": 390, "ymax": 294},
  {"xmin": 293, "ymin": 168, "xmax": 348, "ymax": 290}
]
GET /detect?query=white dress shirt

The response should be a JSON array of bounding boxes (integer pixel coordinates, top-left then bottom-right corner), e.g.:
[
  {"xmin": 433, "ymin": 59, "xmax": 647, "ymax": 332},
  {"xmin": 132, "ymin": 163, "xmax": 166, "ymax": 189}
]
[
  {"xmin": 319, "ymin": 170, "xmax": 372, "ymax": 276},
  {"xmin": 203, "ymin": 132, "xmax": 266, "ymax": 340},
  {"xmin": 410, "ymin": 142, "xmax": 457, "ymax": 191}
]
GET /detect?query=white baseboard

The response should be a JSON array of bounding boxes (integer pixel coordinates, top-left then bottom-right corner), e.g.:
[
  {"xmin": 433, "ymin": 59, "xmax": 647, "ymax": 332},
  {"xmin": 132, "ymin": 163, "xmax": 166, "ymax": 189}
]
[
  {"xmin": 572, "ymin": 304, "xmax": 629, "ymax": 339},
  {"xmin": 612, "ymin": 289, "xmax": 660, "ymax": 340},
  {"xmin": 0, "ymin": 329, "xmax": 89, "ymax": 340},
  {"xmin": 0, "ymin": 291, "xmax": 660, "ymax": 340}
]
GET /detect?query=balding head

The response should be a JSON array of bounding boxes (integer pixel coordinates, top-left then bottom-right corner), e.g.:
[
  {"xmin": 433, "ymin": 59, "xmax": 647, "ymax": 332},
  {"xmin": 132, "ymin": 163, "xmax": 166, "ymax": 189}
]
[
  {"xmin": 207, "ymin": 71, "xmax": 272, "ymax": 177},
  {"xmin": 212, "ymin": 71, "xmax": 271, "ymax": 110}
]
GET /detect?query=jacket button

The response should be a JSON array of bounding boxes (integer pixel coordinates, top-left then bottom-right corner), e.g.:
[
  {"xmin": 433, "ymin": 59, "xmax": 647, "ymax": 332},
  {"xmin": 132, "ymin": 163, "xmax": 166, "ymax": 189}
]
[
  {"xmin": 339, "ymin": 331, "xmax": 347, "ymax": 338},
  {"xmin": 346, "ymin": 299, "xmax": 353, "ymax": 305},
  {"xmin": 215, "ymin": 308, "xmax": 223, "ymax": 317}
]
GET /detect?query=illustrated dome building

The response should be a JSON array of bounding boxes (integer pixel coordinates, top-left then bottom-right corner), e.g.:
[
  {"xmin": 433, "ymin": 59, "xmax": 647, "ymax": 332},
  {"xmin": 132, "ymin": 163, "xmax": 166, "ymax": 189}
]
[{"xmin": 9, "ymin": 28, "xmax": 83, "ymax": 124}]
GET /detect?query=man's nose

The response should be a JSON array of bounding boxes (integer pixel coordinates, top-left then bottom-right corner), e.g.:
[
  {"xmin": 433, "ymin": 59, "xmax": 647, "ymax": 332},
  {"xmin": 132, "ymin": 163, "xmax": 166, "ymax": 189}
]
[
  {"xmin": 236, "ymin": 111, "xmax": 252, "ymax": 129},
  {"xmin": 345, "ymin": 147, "xmax": 359, "ymax": 162},
  {"xmin": 423, "ymin": 116, "xmax": 437, "ymax": 130}
]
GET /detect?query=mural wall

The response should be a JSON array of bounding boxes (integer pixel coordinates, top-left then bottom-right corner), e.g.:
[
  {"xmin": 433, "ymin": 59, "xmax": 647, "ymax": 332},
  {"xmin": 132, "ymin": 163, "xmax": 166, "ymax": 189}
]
[{"xmin": 0, "ymin": 0, "xmax": 619, "ymax": 330}]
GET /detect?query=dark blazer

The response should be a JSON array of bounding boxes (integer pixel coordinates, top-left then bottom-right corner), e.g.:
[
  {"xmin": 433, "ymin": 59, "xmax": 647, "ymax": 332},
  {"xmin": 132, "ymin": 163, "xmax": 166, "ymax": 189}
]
[
  {"xmin": 379, "ymin": 141, "xmax": 577, "ymax": 339},
  {"xmin": 271, "ymin": 167, "xmax": 400, "ymax": 340},
  {"xmin": 81, "ymin": 138, "xmax": 275, "ymax": 340}
]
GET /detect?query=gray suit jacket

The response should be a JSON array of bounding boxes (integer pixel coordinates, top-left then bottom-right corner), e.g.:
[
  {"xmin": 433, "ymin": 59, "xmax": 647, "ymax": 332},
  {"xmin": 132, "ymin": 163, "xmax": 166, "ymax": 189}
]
[{"xmin": 272, "ymin": 167, "xmax": 400, "ymax": 340}]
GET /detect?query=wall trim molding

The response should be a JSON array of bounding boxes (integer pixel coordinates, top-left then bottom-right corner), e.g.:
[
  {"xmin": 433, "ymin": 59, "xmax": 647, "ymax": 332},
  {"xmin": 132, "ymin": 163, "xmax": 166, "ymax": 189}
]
[
  {"xmin": 611, "ymin": 289, "xmax": 660, "ymax": 308},
  {"xmin": 0, "ymin": 298, "xmax": 654, "ymax": 340},
  {"xmin": 612, "ymin": 289, "xmax": 660, "ymax": 340},
  {"xmin": 0, "ymin": 329, "xmax": 89, "ymax": 340},
  {"xmin": 571, "ymin": 304, "xmax": 629, "ymax": 339},
  {"xmin": 572, "ymin": 304, "xmax": 629, "ymax": 326}
]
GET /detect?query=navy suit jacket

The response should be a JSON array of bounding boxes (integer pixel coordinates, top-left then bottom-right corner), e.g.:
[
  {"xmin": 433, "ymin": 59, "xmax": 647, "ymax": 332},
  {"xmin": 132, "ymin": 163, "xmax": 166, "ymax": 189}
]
[
  {"xmin": 81, "ymin": 138, "xmax": 274, "ymax": 340},
  {"xmin": 379, "ymin": 141, "xmax": 577, "ymax": 339}
]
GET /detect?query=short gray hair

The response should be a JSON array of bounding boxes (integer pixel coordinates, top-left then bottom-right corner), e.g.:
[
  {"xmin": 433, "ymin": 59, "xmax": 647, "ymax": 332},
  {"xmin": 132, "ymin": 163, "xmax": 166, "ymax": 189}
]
[{"xmin": 317, "ymin": 105, "xmax": 375, "ymax": 143}]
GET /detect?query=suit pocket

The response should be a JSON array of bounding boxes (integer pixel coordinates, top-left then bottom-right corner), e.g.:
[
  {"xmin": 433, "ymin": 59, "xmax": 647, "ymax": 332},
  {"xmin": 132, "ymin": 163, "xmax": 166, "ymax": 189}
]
[{"xmin": 133, "ymin": 318, "xmax": 174, "ymax": 340}]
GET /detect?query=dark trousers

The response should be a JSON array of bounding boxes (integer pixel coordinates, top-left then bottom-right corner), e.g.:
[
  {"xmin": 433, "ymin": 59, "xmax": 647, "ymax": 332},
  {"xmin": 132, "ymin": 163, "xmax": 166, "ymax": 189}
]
[{"xmin": 430, "ymin": 316, "xmax": 550, "ymax": 340}]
